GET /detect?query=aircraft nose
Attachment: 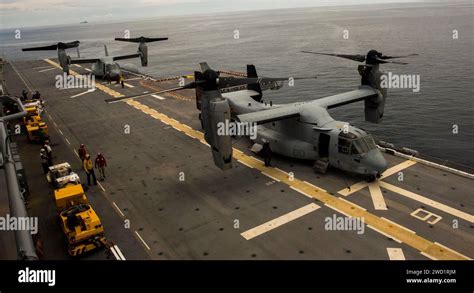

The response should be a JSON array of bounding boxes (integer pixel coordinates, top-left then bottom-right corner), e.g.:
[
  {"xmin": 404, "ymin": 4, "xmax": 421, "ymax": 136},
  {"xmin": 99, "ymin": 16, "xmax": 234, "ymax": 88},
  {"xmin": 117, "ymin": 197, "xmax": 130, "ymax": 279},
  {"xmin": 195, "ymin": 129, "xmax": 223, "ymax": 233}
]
[{"xmin": 365, "ymin": 150, "xmax": 388, "ymax": 176}]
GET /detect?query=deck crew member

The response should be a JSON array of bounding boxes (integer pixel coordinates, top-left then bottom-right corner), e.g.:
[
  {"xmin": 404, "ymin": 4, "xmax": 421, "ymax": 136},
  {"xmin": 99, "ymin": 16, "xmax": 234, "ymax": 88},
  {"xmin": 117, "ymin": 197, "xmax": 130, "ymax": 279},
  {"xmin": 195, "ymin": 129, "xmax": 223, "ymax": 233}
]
[
  {"xmin": 95, "ymin": 152, "xmax": 107, "ymax": 181},
  {"xmin": 78, "ymin": 144, "xmax": 87, "ymax": 162},
  {"xmin": 32, "ymin": 90, "xmax": 41, "ymax": 100},
  {"xmin": 40, "ymin": 149, "xmax": 49, "ymax": 174},
  {"xmin": 261, "ymin": 140, "xmax": 272, "ymax": 167},
  {"xmin": 43, "ymin": 140, "xmax": 53, "ymax": 166},
  {"xmin": 119, "ymin": 75, "xmax": 125, "ymax": 88},
  {"xmin": 83, "ymin": 154, "xmax": 97, "ymax": 186},
  {"xmin": 21, "ymin": 90, "xmax": 28, "ymax": 101}
]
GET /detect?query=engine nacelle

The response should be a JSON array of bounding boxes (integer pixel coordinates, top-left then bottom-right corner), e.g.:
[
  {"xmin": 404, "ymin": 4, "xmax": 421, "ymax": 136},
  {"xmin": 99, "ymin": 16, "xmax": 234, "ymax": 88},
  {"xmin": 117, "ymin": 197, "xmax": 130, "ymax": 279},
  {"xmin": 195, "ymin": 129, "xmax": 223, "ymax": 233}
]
[
  {"xmin": 207, "ymin": 98, "xmax": 233, "ymax": 170},
  {"xmin": 138, "ymin": 43, "xmax": 148, "ymax": 66},
  {"xmin": 364, "ymin": 69, "xmax": 387, "ymax": 123}
]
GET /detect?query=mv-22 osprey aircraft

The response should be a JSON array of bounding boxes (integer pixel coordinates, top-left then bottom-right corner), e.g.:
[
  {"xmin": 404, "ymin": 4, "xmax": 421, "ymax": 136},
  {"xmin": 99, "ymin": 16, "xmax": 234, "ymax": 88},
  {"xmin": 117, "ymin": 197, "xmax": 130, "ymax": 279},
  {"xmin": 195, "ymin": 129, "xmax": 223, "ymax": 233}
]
[
  {"xmin": 22, "ymin": 36, "xmax": 167, "ymax": 82},
  {"xmin": 106, "ymin": 50, "xmax": 416, "ymax": 180}
]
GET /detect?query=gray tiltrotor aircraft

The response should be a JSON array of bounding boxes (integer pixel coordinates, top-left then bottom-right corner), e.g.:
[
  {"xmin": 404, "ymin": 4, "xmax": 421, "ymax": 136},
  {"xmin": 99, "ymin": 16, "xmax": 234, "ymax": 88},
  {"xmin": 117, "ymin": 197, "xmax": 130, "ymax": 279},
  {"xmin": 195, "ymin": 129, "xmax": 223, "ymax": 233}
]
[
  {"xmin": 107, "ymin": 50, "xmax": 416, "ymax": 179},
  {"xmin": 22, "ymin": 36, "xmax": 167, "ymax": 81},
  {"xmin": 22, "ymin": 41, "xmax": 80, "ymax": 74}
]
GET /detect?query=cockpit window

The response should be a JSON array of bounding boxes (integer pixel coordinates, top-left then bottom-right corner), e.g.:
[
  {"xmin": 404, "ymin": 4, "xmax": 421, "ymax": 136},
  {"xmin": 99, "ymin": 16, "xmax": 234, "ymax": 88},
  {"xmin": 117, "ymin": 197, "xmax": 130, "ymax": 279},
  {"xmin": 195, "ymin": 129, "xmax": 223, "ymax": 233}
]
[
  {"xmin": 350, "ymin": 135, "xmax": 377, "ymax": 155},
  {"xmin": 338, "ymin": 137, "xmax": 351, "ymax": 154}
]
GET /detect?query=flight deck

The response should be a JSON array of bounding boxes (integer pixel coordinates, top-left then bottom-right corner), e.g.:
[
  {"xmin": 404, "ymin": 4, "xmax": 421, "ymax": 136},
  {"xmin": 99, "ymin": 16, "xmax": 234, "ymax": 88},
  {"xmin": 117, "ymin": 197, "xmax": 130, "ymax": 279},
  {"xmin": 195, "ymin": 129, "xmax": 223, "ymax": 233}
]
[{"xmin": 1, "ymin": 58, "xmax": 473, "ymax": 260}]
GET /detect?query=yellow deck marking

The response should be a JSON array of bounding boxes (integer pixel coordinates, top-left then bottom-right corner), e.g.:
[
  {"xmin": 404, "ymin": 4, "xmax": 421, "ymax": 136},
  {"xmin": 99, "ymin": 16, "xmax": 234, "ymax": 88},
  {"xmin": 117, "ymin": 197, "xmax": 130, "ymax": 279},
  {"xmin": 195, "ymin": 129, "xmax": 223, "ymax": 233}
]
[
  {"xmin": 43, "ymin": 58, "xmax": 472, "ymax": 260},
  {"xmin": 368, "ymin": 182, "xmax": 388, "ymax": 210},
  {"xmin": 241, "ymin": 203, "xmax": 321, "ymax": 240},
  {"xmin": 387, "ymin": 248, "xmax": 406, "ymax": 260},
  {"xmin": 381, "ymin": 217, "xmax": 416, "ymax": 234},
  {"xmin": 381, "ymin": 182, "xmax": 473, "ymax": 223}
]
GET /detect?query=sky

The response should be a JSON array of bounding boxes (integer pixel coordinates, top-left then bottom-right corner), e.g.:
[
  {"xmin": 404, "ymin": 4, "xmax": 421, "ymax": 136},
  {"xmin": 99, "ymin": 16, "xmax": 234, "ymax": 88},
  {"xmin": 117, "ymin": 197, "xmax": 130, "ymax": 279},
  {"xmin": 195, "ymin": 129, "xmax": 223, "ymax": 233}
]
[{"xmin": 0, "ymin": 0, "xmax": 434, "ymax": 29}]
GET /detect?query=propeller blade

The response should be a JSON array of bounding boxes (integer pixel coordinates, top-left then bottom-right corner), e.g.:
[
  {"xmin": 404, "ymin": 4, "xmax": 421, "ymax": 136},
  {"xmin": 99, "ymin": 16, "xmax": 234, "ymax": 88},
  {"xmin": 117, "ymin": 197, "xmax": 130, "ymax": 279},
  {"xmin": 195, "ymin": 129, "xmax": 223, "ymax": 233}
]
[
  {"xmin": 379, "ymin": 53, "xmax": 418, "ymax": 60},
  {"xmin": 59, "ymin": 40, "xmax": 80, "ymax": 49},
  {"xmin": 22, "ymin": 44, "xmax": 58, "ymax": 51},
  {"xmin": 375, "ymin": 56, "xmax": 409, "ymax": 65},
  {"xmin": 115, "ymin": 37, "xmax": 168, "ymax": 43},
  {"xmin": 301, "ymin": 51, "xmax": 366, "ymax": 62}
]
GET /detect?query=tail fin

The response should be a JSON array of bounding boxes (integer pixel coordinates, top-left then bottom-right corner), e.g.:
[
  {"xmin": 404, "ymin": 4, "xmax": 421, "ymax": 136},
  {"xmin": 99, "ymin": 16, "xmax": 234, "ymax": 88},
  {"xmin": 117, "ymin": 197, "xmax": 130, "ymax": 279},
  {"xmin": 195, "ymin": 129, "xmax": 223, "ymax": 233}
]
[
  {"xmin": 246, "ymin": 65, "xmax": 262, "ymax": 102},
  {"xmin": 104, "ymin": 45, "xmax": 109, "ymax": 56}
]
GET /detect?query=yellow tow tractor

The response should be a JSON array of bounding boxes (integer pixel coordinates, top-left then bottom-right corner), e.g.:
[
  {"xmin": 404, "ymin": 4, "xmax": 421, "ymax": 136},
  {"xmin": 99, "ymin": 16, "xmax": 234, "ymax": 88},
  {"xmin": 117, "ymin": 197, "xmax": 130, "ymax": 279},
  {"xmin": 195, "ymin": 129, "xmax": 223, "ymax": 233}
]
[
  {"xmin": 22, "ymin": 99, "xmax": 48, "ymax": 142},
  {"xmin": 48, "ymin": 162, "xmax": 107, "ymax": 256}
]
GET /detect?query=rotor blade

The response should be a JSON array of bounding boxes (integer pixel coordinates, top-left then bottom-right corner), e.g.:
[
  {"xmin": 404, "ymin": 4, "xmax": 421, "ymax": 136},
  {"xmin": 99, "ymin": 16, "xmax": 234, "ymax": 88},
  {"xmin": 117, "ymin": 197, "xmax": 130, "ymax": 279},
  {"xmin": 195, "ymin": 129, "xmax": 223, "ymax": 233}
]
[
  {"xmin": 115, "ymin": 37, "xmax": 168, "ymax": 43},
  {"xmin": 375, "ymin": 57, "xmax": 409, "ymax": 65},
  {"xmin": 379, "ymin": 53, "xmax": 418, "ymax": 60},
  {"xmin": 59, "ymin": 40, "xmax": 80, "ymax": 49},
  {"xmin": 142, "ymin": 37, "xmax": 168, "ymax": 43},
  {"xmin": 22, "ymin": 44, "xmax": 58, "ymax": 51},
  {"xmin": 301, "ymin": 51, "xmax": 366, "ymax": 62}
]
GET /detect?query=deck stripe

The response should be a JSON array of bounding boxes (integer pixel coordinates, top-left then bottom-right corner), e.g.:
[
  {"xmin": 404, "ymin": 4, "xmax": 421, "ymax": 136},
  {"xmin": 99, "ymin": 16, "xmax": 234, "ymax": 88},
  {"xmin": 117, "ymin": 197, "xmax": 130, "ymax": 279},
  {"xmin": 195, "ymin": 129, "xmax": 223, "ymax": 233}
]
[
  {"xmin": 241, "ymin": 203, "xmax": 320, "ymax": 240},
  {"xmin": 387, "ymin": 248, "xmax": 406, "ymax": 260},
  {"xmin": 380, "ymin": 181, "xmax": 473, "ymax": 223},
  {"xmin": 368, "ymin": 182, "xmax": 388, "ymax": 210}
]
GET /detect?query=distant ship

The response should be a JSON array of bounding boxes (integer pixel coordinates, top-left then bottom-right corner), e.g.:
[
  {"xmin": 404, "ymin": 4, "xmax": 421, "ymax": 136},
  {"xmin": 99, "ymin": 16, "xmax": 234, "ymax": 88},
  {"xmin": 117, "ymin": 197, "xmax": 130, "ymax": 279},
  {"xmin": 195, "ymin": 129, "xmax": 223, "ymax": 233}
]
[{"xmin": 80, "ymin": 21, "xmax": 88, "ymax": 24}]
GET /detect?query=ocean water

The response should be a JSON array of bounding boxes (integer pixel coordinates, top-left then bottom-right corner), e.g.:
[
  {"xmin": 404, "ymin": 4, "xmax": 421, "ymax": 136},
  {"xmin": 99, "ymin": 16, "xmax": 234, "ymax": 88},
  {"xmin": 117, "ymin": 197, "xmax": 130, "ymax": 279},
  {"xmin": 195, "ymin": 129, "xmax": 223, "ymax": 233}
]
[{"xmin": 1, "ymin": 1, "xmax": 473, "ymax": 167}]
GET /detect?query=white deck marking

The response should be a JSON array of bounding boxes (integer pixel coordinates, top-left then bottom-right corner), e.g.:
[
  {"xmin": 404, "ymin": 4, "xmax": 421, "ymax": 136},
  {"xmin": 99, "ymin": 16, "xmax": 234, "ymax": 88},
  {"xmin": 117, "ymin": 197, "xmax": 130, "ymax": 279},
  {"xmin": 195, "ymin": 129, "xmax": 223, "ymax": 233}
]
[
  {"xmin": 85, "ymin": 68, "xmax": 92, "ymax": 72},
  {"xmin": 387, "ymin": 248, "xmax": 406, "ymax": 260},
  {"xmin": 124, "ymin": 83, "xmax": 134, "ymax": 88},
  {"xmin": 338, "ymin": 160, "xmax": 418, "ymax": 196},
  {"xmin": 241, "ymin": 203, "xmax": 320, "ymax": 240},
  {"xmin": 65, "ymin": 138, "xmax": 71, "ymax": 145},
  {"xmin": 339, "ymin": 181, "xmax": 368, "ymax": 196},
  {"xmin": 367, "ymin": 225, "xmax": 402, "ymax": 243},
  {"xmin": 70, "ymin": 89, "xmax": 95, "ymax": 98},
  {"xmin": 368, "ymin": 182, "xmax": 388, "ymax": 210},
  {"xmin": 110, "ymin": 246, "xmax": 120, "ymax": 260},
  {"xmin": 113, "ymin": 245, "xmax": 126, "ymax": 260},
  {"xmin": 38, "ymin": 67, "xmax": 56, "ymax": 72},
  {"xmin": 135, "ymin": 231, "xmax": 151, "ymax": 250},
  {"xmin": 261, "ymin": 172, "xmax": 281, "ymax": 182},
  {"xmin": 97, "ymin": 182, "xmax": 106, "ymax": 192},
  {"xmin": 151, "ymin": 94, "xmax": 165, "ymax": 100},
  {"xmin": 112, "ymin": 202, "xmax": 125, "ymax": 217},
  {"xmin": 380, "ymin": 160, "xmax": 418, "ymax": 179},
  {"xmin": 124, "ymin": 77, "xmax": 141, "ymax": 81},
  {"xmin": 58, "ymin": 129, "xmax": 63, "ymax": 135},
  {"xmin": 381, "ymin": 181, "xmax": 473, "ymax": 223},
  {"xmin": 237, "ymin": 159, "xmax": 254, "ymax": 169}
]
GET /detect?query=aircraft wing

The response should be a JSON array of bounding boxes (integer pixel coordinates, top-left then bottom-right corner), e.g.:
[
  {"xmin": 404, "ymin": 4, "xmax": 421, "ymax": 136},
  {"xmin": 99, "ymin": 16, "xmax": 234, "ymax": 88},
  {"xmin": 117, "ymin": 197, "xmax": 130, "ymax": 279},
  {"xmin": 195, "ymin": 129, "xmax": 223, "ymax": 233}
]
[
  {"xmin": 113, "ymin": 53, "xmax": 141, "ymax": 61},
  {"xmin": 313, "ymin": 86, "xmax": 379, "ymax": 109},
  {"xmin": 237, "ymin": 104, "xmax": 301, "ymax": 125},
  {"xmin": 69, "ymin": 58, "xmax": 101, "ymax": 64}
]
